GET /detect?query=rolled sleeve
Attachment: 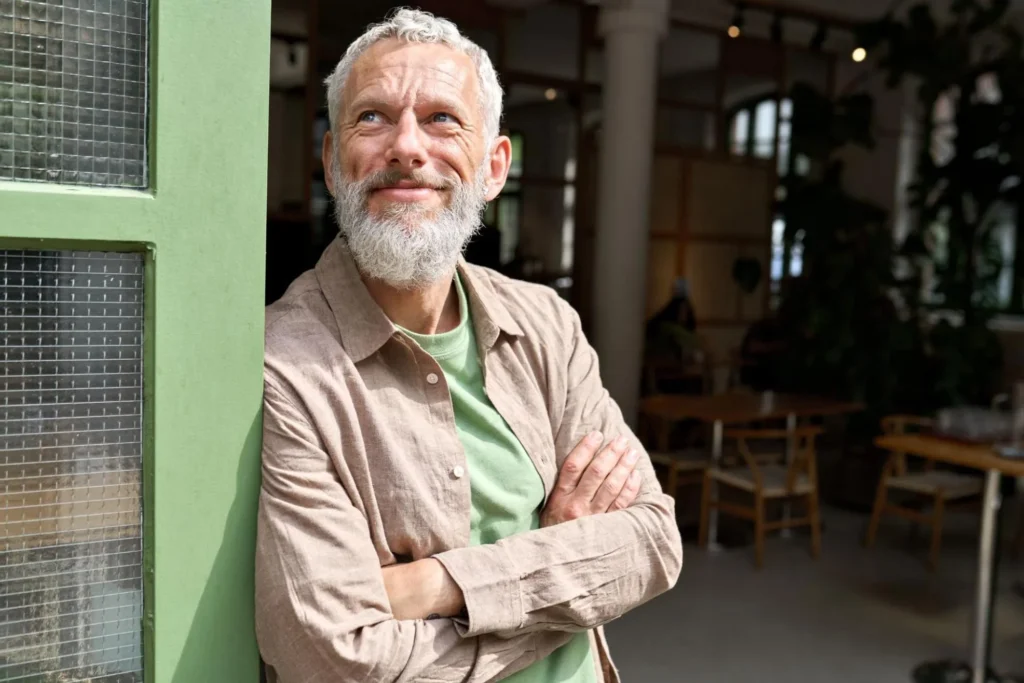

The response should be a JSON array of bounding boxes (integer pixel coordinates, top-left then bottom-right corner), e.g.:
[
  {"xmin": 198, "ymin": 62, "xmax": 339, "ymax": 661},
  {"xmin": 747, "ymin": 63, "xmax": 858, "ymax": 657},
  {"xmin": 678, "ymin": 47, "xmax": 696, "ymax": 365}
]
[{"xmin": 435, "ymin": 541, "xmax": 522, "ymax": 636}]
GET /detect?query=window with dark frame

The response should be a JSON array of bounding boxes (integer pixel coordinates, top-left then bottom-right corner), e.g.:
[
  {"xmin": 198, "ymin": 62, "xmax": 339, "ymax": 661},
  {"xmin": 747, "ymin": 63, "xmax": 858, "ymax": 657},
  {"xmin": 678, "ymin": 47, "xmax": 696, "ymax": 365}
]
[
  {"xmin": 728, "ymin": 93, "xmax": 808, "ymax": 303},
  {"xmin": 484, "ymin": 131, "xmax": 524, "ymax": 265},
  {"xmin": 929, "ymin": 73, "xmax": 1021, "ymax": 314}
]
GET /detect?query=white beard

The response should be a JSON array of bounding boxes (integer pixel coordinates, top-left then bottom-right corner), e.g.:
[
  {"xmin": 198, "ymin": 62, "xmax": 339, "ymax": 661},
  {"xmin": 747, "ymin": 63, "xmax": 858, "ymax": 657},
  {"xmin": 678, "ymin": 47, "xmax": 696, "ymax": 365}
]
[{"xmin": 331, "ymin": 158, "xmax": 488, "ymax": 289}]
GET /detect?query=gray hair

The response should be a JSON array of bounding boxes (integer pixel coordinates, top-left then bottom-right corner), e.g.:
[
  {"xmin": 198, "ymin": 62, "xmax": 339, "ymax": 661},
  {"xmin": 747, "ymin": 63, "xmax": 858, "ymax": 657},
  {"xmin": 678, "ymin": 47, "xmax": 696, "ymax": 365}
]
[{"xmin": 323, "ymin": 8, "xmax": 503, "ymax": 142}]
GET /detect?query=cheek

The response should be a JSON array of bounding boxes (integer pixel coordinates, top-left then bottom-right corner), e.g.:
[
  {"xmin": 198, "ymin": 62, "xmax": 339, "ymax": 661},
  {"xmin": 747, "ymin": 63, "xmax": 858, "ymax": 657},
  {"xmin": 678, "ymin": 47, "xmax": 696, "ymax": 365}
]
[
  {"xmin": 435, "ymin": 140, "xmax": 481, "ymax": 182},
  {"xmin": 343, "ymin": 138, "xmax": 386, "ymax": 179}
]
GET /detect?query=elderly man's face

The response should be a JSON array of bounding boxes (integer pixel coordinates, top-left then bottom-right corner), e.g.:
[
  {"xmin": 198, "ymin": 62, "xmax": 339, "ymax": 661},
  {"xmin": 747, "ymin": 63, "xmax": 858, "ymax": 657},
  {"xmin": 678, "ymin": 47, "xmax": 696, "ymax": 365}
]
[
  {"xmin": 330, "ymin": 39, "xmax": 506, "ymax": 218},
  {"xmin": 323, "ymin": 39, "xmax": 510, "ymax": 287}
]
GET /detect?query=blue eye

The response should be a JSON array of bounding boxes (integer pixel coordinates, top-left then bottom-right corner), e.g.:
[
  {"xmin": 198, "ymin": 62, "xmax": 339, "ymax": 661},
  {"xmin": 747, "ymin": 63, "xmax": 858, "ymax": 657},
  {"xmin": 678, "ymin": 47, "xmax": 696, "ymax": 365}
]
[
  {"xmin": 432, "ymin": 112, "xmax": 455, "ymax": 124},
  {"xmin": 358, "ymin": 111, "xmax": 379, "ymax": 123}
]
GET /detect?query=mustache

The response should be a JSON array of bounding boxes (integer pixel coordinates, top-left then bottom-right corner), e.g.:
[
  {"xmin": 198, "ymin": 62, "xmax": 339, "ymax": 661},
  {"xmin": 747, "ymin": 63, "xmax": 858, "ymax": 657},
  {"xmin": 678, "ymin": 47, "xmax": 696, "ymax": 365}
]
[{"xmin": 360, "ymin": 168, "xmax": 457, "ymax": 192}]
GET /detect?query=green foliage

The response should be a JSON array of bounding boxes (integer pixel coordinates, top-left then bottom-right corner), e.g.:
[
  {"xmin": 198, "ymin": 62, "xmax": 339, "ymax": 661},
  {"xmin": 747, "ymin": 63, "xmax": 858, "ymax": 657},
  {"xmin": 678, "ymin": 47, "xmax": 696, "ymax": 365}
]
[
  {"xmin": 772, "ymin": 83, "xmax": 917, "ymax": 430},
  {"xmin": 858, "ymin": 0, "xmax": 1019, "ymax": 404},
  {"xmin": 731, "ymin": 257, "xmax": 763, "ymax": 294}
]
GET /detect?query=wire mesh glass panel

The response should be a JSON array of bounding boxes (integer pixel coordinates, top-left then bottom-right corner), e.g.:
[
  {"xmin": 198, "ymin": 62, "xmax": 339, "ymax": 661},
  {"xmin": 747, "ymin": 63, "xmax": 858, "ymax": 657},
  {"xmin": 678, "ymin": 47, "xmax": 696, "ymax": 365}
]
[
  {"xmin": 0, "ymin": 250, "xmax": 144, "ymax": 682},
  {"xmin": 0, "ymin": 0, "xmax": 150, "ymax": 187}
]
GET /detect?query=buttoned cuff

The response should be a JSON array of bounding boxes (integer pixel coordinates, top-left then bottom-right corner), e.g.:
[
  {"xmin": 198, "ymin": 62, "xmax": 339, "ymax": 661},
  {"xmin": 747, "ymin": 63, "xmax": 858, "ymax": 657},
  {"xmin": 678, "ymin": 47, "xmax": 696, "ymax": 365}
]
[{"xmin": 435, "ymin": 543, "xmax": 522, "ymax": 637}]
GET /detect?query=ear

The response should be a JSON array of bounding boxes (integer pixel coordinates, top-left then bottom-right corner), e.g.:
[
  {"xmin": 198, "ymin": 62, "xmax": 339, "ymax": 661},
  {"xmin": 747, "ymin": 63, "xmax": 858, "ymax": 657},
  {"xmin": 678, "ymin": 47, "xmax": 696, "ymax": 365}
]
[
  {"xmin": 483, "ymin": 135, "xmax": 512, "ymax": 202},
  {"xmin": 322, "ymin": 131, "xmax": 336, "ymax": 195}
]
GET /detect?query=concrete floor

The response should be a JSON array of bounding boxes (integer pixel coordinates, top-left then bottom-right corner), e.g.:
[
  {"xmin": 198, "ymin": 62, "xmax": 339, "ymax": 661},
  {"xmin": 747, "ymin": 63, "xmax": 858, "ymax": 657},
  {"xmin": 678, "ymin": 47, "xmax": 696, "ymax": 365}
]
[{"xmin": 605, "ymin": 505, "xmax": 1024, "ymax": 682}]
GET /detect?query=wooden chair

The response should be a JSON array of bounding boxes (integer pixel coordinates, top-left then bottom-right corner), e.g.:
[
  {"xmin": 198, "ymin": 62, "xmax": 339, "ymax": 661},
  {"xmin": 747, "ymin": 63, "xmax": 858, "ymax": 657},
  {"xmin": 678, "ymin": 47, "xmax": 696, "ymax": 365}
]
[
  {"xmin": 864, "ymin": 415, "xmax": 983, "ymax": 571},
  {"xmin": 650, "ymin": 450, "xmax": 711, "ymax": 498},
  {"xmin": 698, "ymin": 427, "xmax": 824, "ymax": 568},
  {"xmin": 644, "ymin": 411, "xmax": 710, "ymax": 499}
]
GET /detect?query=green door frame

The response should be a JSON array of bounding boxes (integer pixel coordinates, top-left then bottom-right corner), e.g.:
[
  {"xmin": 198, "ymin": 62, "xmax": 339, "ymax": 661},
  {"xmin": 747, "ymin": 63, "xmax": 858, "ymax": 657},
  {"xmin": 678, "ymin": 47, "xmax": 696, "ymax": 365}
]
[{"xmin": 0, "ymin": 1, "xmax": 271, "ymax": 681}]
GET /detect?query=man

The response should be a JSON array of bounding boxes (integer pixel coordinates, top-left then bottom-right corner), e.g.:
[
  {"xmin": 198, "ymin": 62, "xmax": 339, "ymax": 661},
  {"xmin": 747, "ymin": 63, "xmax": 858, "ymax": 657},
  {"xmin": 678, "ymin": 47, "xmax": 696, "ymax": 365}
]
[{"xmin": 257, "ymin": 9, "xmax": 682, "ymax": 683}]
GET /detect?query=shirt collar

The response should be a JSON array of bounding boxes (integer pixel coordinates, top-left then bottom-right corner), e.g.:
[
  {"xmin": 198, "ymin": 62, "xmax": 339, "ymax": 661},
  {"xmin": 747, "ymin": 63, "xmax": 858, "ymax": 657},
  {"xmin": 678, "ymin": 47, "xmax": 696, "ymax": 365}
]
[{"xmin": 314, "ymin": 238, "xmax": 523, "ymax": 363}]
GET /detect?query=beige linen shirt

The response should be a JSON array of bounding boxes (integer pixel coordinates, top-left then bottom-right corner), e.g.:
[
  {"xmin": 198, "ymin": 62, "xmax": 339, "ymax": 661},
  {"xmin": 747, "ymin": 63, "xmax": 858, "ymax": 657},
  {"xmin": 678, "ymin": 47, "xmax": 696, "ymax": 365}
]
[{"xmin": 257, "ymin": 238, "xmax": 682, "ymax": 683}]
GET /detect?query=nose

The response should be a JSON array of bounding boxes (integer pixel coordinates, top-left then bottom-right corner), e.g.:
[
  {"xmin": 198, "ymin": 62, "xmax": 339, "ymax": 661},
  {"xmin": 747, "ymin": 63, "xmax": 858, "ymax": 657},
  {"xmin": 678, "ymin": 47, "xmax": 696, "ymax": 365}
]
[{"xmin": 386, "ymin": 110, "xmax": 428, "ymax": 172}]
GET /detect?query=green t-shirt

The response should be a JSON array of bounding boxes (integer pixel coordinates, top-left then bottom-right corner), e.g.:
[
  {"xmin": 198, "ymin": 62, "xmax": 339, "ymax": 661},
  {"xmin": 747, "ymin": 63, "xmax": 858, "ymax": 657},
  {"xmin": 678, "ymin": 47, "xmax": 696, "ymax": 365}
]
[{"xmin": 398, "ymin": 274, "xmax": 596, "ymax": 683}]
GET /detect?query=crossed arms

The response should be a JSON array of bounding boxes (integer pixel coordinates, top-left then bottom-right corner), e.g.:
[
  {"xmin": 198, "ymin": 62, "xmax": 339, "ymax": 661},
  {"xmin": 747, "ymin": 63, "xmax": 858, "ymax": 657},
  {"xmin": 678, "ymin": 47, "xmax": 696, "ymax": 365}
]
[{"xmin": 255, "ymin": 312, "xmax": 683, "ymax": 683}]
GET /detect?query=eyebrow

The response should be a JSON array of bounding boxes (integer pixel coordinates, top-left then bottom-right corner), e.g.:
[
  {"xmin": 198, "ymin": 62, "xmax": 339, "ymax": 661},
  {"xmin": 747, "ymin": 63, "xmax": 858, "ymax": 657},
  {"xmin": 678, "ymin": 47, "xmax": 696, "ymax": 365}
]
[{"xmin": 347, "ymin": 94, "xmax": 473, "ymax": 121}]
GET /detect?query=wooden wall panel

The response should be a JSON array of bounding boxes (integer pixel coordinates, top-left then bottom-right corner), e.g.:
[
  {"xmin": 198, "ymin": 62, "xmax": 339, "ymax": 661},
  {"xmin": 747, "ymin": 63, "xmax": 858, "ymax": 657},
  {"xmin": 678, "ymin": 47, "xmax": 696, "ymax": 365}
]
[
  {"xmin": 687, "ymin": 159, "xmax": 773, "ymax": 239},
  {"xmin": 684, "ymin": 242, "xmax": 739, "ymax": 321},
  {"xmin": 646, "ymin": 238, "xmax": 679, "ymax": 318},
  {"xmin": 649, "ymin": 155, "xmax": 683, "ymax": 237}
]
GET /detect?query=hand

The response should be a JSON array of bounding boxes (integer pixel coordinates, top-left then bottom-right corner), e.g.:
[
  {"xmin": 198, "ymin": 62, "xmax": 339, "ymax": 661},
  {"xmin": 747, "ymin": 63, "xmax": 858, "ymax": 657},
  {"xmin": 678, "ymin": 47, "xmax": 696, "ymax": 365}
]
[
  {"xmin": 382, "ymin": 558, "xmax": 465, "ymax": 621},
  {"xmin": 540, "ymin": 432, "xmax": 643, "ymax": 527}
]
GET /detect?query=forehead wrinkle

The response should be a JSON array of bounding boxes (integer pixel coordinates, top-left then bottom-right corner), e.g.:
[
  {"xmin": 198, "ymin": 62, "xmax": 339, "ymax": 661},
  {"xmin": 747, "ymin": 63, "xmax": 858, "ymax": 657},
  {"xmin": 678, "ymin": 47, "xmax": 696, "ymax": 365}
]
[{"xmin": 345, "ymin": 43, "xmax": 480, "ymax": 116}]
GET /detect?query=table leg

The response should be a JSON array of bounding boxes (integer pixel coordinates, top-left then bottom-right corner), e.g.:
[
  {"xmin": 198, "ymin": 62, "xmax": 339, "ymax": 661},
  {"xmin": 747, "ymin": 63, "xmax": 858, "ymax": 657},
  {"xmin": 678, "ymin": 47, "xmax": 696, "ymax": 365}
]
[
  {"xmin": 780, "ymin": 413, "xmax": 797, "ymax": 539},
  {"xmin": 707, "ymin": 420, "xmax": 724, "ymax": 551},
  {"xmin": 970, "ymin": 470, "xmax": 1002, "ymax": 683}
]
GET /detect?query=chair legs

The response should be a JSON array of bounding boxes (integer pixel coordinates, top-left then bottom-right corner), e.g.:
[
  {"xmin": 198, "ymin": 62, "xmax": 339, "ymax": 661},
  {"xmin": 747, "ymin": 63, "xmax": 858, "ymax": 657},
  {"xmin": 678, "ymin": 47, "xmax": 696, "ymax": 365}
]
[
  {"xmin": 698, "ymin": 472, "xmax": 712, "ymax": 548},
  {"xmin": 865, "ymin": 479, "xmax": 888, "ymax": 548},
  {"xmin": 1013, "ymin": 510, "xmax": 1024, "ymax": 560},
  {"xmin": 928, "ymin": 495, "xmax": 945, "ymax": 572},
  {"xmin": 666, "ymin": 463, "xmax": 679, "ymax": 501},
  {"xmin": 809, "ymin": 491, "xmax": 822, "ymax": 559},
  {"xmin": 700, "ymin": 476, "xmax": 820, "ymax": 569},
  {"xmin": 754, "ymin": 493, "xmax": 765, "ymax": 569}
]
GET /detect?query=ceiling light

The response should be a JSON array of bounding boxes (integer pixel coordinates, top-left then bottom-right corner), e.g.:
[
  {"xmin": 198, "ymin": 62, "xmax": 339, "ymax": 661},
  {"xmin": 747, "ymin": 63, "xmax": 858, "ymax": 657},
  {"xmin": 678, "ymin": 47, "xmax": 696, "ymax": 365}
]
[
  {"xmin": 729, "ymin": 3, "xmax": 745, "ymax": 39},
  {"xmin": 852, "ymin": 47, "xmax": 867, "ymax": 62},
  {"xmin": 544, "ymin": 88, "xmax": 557, "ymax": 101}
]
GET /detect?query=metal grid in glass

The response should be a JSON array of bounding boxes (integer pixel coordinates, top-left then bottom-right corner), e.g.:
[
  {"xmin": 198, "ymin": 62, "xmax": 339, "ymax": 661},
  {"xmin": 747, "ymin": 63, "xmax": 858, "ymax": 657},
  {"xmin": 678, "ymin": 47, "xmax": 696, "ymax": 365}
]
[
  {"xmin": 0, "ymin": 0, "xmax": 150, "ymax": 187},
  {"xmin": 0, "ymin": 250, "xmax": 144, "ymax": 682}
]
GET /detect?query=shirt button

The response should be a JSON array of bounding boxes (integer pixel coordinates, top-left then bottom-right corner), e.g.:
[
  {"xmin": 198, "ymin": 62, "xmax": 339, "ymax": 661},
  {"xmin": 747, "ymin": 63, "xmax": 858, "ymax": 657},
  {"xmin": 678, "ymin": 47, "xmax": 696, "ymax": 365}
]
[
  {"xmin": 451, "ymin": 466, "xmax": 465, "ymax": 479},
  {"xmin": 426, "ymin": 373, "xmax": 439, "ymax": 385}
]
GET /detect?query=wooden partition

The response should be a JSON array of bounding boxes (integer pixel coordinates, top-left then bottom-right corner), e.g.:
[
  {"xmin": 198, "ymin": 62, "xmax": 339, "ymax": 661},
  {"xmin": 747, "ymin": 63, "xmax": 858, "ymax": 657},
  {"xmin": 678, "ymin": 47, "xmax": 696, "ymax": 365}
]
[{"xmin": 646, "ymin": 152, "xmax": 774, "ymax": 389}]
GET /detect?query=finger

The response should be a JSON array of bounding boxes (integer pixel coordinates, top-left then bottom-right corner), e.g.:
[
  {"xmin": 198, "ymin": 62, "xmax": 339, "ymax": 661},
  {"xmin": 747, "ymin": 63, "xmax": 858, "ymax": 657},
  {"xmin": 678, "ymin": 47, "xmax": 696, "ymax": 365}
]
[
  {"xmin": 576, "ymin": 435, "xmax": 630, "ymax": 501},
  {"xmin": 591, "ymin": 448, "xmax": 640, "ymax": 511},
  {"xmin": 553, "ymin": 431, "xmax": 603, "ymax": 497},
  {"xmin": 609, "ymin": 471, "xmax": 643, "ymax": 511}
]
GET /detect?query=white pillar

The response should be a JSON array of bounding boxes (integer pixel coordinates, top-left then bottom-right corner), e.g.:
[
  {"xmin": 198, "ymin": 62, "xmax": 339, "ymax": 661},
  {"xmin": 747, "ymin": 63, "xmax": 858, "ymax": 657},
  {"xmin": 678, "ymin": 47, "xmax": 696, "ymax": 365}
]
[{"xmin": 592, "ymin": 0, "xmax": 669, "ymax": 426}]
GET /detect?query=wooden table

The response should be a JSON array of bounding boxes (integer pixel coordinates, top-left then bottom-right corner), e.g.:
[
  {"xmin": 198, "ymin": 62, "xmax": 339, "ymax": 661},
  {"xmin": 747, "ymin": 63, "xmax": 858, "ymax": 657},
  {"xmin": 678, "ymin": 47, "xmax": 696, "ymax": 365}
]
[
  {"xmin": 641, "ymin": 392, "xmax": 863, "ymax": 545},
  {"xmin": 875, "ymin": 434, "xmax": 1024, "ymax": 683}
]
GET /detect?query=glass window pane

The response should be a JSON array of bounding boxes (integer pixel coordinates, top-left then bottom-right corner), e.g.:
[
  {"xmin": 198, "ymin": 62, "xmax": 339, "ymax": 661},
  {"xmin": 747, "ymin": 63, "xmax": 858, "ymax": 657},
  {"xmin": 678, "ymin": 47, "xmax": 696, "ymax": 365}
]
[
  {"xmin": 753, "ymin": 99, "xmax": 776, "ymax": 159},
  {"xmin": 731, "ymin": 109, "xmax": 750, "ymax": 155},
  {"xmin": 0, "ymin": 0, "xmax": 150, "ymax": 187},
  {"xmin": 504, "ymin": 85, "xmax": 576, "ymax": 180},
  {"xmin": 0, "ymin": 250, "xmax": 145, "ymax": 683},
  {"xmin": 794, "ymin": 154, "xmax": 811, "ymax": 176},
  {"xmin": 992, "ymin": 203, "xmax": 1016, "ymax": 308},
  {"xmin": 777, "ymin": 120, "xmax": 792, "ymax": 174},
  {"xmin": 771, "ymin": 217, "xmax": 785, "ymax": 282},
  {"xmin": 561, "ymin": 168, "xmax": 576, "ymax": 272},
  {"xmin": 790, "ymin": 231, "xmax": 804, "ymax": 277},
  {"xmin": 780, "ymin": 98, "xmax": 793, "ymax": 121},
  {"xmin": 498, "ymin": 197, "xmax": 520, "ymax": 265}
]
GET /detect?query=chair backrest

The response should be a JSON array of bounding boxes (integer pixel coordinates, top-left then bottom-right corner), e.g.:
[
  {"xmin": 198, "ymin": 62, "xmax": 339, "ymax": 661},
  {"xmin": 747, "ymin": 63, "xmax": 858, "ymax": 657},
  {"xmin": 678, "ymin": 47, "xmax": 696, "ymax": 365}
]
[
  {"xmin": 881, "ymin": 415, "xmax": 934, "ymax": 475},
  {"xmin": 724, "ymin": 427, "xmax": 823, "ymax": 493}
]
